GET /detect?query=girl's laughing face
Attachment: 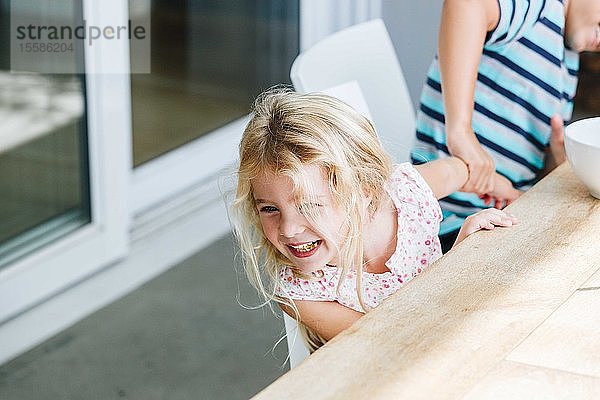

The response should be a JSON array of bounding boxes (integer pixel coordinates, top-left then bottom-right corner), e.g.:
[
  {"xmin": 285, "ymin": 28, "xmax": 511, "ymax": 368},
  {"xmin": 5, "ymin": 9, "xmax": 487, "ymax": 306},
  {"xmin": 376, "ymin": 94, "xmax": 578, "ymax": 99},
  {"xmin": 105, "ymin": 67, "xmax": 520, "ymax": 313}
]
[{"xmin": 252, "ymin": 165, "xmax": 350, "ymax": 274}]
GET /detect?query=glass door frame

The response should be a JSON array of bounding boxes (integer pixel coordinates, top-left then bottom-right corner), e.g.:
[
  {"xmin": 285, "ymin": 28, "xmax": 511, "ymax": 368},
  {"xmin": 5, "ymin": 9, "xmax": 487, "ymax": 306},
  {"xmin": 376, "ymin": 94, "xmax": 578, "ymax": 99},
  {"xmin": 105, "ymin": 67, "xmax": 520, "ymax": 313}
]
[{"xmin": 0, "ymin": 0, "xmax": 130, "ymax": 325}]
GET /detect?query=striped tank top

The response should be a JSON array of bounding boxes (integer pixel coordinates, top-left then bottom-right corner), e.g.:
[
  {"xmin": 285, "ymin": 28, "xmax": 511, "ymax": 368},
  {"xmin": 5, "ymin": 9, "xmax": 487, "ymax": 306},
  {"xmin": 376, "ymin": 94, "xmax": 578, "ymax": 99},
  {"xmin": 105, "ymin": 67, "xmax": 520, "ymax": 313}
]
[{"xmin": 411, "ymin": 0, "xmax": 579, "ymax": 235}]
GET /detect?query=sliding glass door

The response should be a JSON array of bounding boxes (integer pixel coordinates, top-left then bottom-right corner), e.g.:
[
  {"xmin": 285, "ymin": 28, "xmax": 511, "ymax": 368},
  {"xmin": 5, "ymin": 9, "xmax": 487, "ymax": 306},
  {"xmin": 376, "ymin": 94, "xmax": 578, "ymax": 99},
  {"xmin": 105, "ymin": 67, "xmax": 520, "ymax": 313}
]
[
  {"xmin": 0, "ymin": 2, "xmax": 90, "ymax": 269},
  {"xmin": 130, "ymin": 0, "xmax": 299, "ymax": 167},
  {"xmin": 0, "ymin": 0, "xmax": 303, "ymax": 340},
  {"xmin": 0, "ymin": 0, "xmax": 379, "ymax": 365},
  {"xmin": 129, "ymin": 0, "xmax": 300, "ymax": 214},
  {"xmin": 0, "ymin": 0, "xmax": 130, "ymax": 324},
  {"xmin": 0, "ymin": 74, "xmax": 89, "ymax": 270}
]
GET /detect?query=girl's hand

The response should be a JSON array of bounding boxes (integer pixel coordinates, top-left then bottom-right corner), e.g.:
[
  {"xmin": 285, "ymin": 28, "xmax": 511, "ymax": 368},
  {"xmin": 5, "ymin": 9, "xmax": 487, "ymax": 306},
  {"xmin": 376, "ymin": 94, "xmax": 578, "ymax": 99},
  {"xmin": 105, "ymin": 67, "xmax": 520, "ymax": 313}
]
[
  {"xmin": 454, "ymin": 208, "xmax": 518, "ymax": 246},
  {"xmin": 449, "ymin": 132, "xmax": 496, "ymax": 195}
]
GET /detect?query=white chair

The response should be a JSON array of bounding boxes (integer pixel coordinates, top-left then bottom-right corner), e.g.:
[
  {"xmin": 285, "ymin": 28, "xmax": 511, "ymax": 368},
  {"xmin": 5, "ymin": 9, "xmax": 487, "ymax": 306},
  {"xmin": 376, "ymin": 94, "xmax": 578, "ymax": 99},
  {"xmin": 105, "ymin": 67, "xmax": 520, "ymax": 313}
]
[
  {"xmin": 283, "ymin": 313, "xmax": 309, "ymax": 367},
  {"xmin": 285, "ymin": 19, "xmax": 416, "ymax": 368},
  {"xmin": 290, "ymin": 18, "xmax": 415, "ymax": 164}
]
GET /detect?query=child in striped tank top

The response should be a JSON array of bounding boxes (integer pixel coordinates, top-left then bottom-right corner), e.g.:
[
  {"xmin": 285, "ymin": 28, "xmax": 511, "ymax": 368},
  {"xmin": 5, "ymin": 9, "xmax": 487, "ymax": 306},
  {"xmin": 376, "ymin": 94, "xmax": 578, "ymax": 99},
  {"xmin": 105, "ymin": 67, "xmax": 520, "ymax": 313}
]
[{"xmin": 412, "ymin": 0, "xmax": 600, "ymax": 251}]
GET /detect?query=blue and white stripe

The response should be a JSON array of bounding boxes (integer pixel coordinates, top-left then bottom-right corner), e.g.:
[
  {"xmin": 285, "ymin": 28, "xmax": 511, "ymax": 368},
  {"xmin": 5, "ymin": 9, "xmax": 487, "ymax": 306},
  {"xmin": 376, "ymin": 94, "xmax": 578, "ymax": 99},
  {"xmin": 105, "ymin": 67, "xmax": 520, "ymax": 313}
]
[{"xmin": 411, "ymin": 0, "xmax": 579, "ymax": 235}]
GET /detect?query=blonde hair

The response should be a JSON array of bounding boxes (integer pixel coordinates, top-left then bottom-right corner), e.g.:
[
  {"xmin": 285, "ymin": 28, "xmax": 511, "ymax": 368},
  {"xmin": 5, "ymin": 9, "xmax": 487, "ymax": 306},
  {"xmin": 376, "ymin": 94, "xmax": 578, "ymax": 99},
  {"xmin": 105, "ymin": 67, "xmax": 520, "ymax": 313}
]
[{"xmin": 232, "ymin": 87, "xmax": 392, "ymax": 351}]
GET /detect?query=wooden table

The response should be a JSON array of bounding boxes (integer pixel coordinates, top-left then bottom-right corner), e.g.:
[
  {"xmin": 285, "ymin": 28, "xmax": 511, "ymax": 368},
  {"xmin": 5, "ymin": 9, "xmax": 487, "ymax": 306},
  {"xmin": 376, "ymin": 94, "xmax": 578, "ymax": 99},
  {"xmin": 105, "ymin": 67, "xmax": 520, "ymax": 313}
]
[{"xmin": 253, "ymin": 163, "xmax": 600, "ymax": 399}]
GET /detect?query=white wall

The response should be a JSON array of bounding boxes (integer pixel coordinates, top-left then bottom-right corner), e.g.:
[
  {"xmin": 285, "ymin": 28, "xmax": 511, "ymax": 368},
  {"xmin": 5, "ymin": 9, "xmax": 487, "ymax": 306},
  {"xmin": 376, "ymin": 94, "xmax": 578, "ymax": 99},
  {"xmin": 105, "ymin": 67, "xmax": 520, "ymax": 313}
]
[
  {"xmin": 382, "ymin": 0, "xmax": 442, "ymax": 108},
  {"xmin": 301, "ymin": 0, "xmax": 382, "ymax": 51}
]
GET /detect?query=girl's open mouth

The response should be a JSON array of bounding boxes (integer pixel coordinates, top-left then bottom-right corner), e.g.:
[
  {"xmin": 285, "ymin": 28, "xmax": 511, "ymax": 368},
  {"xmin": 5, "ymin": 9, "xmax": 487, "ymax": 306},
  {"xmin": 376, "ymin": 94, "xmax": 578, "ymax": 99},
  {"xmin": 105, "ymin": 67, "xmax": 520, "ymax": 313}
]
[{"xmin": 288, "ymin": 240, "xmax": 322, "ymax": 258}]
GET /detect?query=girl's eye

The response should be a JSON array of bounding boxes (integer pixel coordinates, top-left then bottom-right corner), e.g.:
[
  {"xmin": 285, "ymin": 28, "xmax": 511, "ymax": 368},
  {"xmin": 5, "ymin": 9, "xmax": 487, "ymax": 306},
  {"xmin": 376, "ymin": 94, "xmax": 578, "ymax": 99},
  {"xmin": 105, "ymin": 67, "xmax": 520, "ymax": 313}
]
[
  {"xmin": 298, "ymin": 203, "xmax": 323, "ymax": 213},
  {"xmin": 259, "ymin": 205, "xmax": 279, "ymax": 214}
]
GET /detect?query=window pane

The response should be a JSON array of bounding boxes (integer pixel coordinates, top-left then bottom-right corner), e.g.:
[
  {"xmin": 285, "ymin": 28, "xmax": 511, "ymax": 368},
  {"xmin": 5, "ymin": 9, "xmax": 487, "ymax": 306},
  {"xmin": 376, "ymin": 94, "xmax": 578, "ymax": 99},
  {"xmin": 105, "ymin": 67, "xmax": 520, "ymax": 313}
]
[
  {"xmin": 130, "ymin": 0, "xmax": 299, "ymax": 166},
  {"xmin": 0, "ymin": 0, "xmax": 90, "ymax": 269}
]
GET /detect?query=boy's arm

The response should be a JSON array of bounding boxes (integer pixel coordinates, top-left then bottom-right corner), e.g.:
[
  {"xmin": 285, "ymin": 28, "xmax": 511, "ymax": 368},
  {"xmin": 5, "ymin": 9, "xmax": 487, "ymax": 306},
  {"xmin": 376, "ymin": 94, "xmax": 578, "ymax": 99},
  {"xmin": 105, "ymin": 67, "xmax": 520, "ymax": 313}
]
[
  {"xmin": 439, "ymin": 0, "xmax": 500, "ymax": 194},
  {"xmin": 280, "ymin": 300, "xmax": 363, "ymax": 341}
]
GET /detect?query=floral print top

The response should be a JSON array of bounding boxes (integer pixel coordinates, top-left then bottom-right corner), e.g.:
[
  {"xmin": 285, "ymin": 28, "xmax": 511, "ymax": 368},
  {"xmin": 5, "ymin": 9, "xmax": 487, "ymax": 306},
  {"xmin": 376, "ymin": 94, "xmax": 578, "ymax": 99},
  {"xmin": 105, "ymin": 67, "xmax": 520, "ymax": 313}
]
[{"xmin": 274, "ymin": 163, "xmax": 443, "ymax": 312}]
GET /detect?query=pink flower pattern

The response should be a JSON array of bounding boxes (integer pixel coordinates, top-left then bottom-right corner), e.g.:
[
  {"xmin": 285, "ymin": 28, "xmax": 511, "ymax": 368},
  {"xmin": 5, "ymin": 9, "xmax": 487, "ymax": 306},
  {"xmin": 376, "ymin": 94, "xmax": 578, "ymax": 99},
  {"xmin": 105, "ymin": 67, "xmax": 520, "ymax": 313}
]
[{"xmin": 274, "ymin": 163, "xmax": 443, "ymax": 312}]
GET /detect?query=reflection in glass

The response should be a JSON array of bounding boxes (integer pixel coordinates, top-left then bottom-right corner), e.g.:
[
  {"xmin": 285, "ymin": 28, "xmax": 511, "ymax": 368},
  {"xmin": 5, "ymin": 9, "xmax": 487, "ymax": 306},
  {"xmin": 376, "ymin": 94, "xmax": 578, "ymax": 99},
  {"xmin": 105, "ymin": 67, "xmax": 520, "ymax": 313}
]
[
  {"xmin": 0, "ymin": 0, "xmax": 90, "ymax": 269},
  {"xmin": 130, "ymin": 0, "xmax": 299, "ymax": 166}
]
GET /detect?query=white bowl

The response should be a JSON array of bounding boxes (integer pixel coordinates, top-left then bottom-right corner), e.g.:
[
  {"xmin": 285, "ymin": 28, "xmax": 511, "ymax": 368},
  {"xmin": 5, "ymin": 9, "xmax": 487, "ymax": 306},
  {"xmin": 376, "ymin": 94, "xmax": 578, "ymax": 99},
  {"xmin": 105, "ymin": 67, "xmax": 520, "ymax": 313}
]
[{"xmin": 565, "ymin": 117, "xmax": 600, "ymax": 199}]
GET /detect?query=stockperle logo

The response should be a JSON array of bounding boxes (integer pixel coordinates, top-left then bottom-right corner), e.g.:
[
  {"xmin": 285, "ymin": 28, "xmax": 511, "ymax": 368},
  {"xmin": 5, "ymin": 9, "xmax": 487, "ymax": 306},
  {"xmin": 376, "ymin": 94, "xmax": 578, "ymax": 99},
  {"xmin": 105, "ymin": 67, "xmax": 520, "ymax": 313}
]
[{"xmin": 10, "ymin": 1, "xmax": 151, "ymax": 74}]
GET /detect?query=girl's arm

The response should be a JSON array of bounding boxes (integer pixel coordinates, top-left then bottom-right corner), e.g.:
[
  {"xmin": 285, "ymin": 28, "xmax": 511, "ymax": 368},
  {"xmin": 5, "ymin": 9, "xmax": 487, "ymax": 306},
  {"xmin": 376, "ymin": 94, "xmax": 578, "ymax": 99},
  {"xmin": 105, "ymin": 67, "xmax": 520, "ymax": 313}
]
[
  {"xmin": 414, "ymin": 157, "xmax": 468, "ymax": 199},
  {"xmin": 280, "ymin": 300, "xmax": 363, "ymax": 341},
  {"xmin": 414, "ymin": 157, "xmax": 522, "ymax": 203},
  {"xmin": 439, "ymin": 0, "xmax": 500, "ymax": 194}
]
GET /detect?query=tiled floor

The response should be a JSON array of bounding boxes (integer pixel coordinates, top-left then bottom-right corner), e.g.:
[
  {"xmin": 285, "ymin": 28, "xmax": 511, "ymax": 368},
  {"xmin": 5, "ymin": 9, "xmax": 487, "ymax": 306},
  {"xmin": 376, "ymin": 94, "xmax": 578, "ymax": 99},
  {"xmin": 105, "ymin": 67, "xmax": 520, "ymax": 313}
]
[{"xmin": 0, "ymin": 234, "xmax": 289, "ymax": 400}]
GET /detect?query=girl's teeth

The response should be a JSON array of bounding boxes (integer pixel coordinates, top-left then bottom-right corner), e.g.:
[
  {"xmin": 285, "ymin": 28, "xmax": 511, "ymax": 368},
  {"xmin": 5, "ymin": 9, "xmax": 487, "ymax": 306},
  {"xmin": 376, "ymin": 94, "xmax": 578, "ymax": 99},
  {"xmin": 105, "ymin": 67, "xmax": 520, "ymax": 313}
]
[{"xmin": 291, "ymin": 241, "xmax": 319, "ymax": 252}]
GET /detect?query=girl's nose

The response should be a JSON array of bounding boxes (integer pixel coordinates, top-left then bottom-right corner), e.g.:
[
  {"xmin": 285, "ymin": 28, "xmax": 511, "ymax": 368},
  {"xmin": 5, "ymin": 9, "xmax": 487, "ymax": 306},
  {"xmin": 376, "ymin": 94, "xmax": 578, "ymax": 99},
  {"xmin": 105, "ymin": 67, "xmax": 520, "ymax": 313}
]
[{"xmin": 279, "ymin": 213, "xmax": 305, "ymax": 238}]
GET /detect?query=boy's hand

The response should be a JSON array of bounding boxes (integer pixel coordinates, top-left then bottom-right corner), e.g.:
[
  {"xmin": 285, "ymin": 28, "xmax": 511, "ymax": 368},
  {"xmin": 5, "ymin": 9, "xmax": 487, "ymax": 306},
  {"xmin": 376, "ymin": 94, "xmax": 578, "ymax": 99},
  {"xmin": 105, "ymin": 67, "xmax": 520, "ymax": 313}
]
[
  {"xmin": 448, "ymin": 132, "xmax": 496, "ymax": 195},
  {"xmin": 549, "ymin": 114, "xmax": 566, "ymax": 166},
  {"xmin": 480, "ymin": 174, "xmax": 524, "ymax": 209},
  {"xmin": 538, "ymin": 115, "xmax": 566, "ymax": 179},
  {"xmin": 454, "ymin": 208, "xmax": 518, "ymax": 246}
]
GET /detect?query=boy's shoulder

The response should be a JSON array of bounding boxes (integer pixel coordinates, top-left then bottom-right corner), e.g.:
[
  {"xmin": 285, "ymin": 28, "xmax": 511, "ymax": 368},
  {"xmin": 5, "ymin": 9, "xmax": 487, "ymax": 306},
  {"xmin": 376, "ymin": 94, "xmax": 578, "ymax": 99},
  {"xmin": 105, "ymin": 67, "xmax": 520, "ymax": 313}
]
[{"xmin": 488, "ymin": 0, "xmax": 563, "ymax": 47}]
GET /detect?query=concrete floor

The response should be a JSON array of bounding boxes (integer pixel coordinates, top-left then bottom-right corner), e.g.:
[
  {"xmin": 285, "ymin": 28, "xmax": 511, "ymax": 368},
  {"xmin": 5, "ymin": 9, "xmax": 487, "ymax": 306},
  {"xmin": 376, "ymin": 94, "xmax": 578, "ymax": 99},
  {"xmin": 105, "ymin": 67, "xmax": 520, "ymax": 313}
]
[{"xmin": 0, "ymin": 234, "xmax": 289, "ymax": 400}]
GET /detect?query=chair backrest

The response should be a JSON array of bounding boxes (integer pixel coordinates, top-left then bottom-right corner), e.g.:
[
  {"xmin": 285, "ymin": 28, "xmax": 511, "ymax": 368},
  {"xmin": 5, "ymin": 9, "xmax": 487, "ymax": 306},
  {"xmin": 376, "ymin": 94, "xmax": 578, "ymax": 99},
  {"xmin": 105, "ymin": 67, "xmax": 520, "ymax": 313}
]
[{"xmin": 290, "ymin": 18, "xmax": 415, "ymax": 163}]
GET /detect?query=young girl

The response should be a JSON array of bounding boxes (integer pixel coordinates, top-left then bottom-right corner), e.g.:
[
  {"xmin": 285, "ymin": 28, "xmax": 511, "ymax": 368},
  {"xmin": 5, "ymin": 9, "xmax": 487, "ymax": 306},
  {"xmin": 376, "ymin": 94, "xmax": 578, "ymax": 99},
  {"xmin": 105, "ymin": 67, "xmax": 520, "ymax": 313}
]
[{"xmin": 233, "ymin": 89, "xmax": 519, "ymax": 351}]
